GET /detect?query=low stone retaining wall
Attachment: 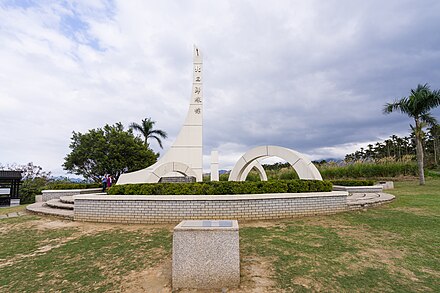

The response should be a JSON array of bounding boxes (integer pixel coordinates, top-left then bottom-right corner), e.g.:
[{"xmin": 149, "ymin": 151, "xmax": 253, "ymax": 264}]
[
  {"xmin": 332, "ymin": 185, "xmax": 383, "ymax": 193},
  {"xmin": 42, "ymin": 188, "xmax": 102, "ymax": 202},
  {"xmin": 73, "ymin": 191, "xmax": 348, "ymax": 224}
]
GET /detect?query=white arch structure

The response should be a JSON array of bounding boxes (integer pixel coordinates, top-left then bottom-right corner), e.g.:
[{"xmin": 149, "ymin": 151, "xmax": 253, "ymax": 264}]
[
  {"xmin": 117, "ymin": 46, "xmax": 203, "ymax": 184},
  {"xmin": 240, "ymin": 159, "xmax": 268, "ymax": 181},
  {"xmin": 229, "ymin": 146, "xmax": 322, "ymax": 181},
  {"xmin": 152, "ymin": 162, "xmax": 197, "ymax": 182}
]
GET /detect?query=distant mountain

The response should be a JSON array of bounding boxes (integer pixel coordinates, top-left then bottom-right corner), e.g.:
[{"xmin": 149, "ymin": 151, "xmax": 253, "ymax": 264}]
[
  {"xmin": 50, "ymin": 176, "xmax": 87, "ymax": 183},
  {"xmin": 312, "ymin": 158, "xmax": 344, "ymax": 163},
  {"xmin": 203, "ymin": 170, "xmax": 230, "ymax": 176}
]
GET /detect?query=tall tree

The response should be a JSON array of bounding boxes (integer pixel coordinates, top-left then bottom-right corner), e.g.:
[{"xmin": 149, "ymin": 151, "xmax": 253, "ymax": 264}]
[
  {"xmin": 0, "ymin": 162, "xmax": 52, "ymax": 204},
  {"xmin": 63, "ymin": 123, "xmax": 158, "ymax": 182},
  {"xmin": 426, "ymin": 125, "xmax": 440, "ymax": 166},
  {"xmin": 0, "ymin": 162, "xmax": 51, "ymax": 180},
  {"xmin": 383, "ymin": 84, "xmax": 440, "ymax": 185},
  {"xmin": 129, "ymin": 118, "xmax": 168, "ymax": 149}
]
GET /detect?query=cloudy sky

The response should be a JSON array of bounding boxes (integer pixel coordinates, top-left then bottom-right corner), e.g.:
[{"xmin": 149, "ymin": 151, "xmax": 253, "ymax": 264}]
[{"xmin": 1, "ymin": 0, "xmax": 440, "ymax": 176}]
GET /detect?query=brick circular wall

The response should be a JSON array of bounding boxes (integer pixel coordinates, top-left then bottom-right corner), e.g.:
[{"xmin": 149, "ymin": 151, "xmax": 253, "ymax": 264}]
[{"xmin": 73, "ymin": 192, "xmax": 348, "ymax": 224}]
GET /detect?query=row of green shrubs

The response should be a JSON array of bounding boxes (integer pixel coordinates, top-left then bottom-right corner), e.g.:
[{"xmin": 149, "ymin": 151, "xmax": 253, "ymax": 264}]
[
  {"xmin": 43, "ymin": 183, "xmax": 100, "ymax": 190},
  {"xmin": 19, "ymin": 181, "xmax": 100, "ymax": 204},
  {"xmin": 330, "ymin": 180, "xmax": 375, "ymax": 186},
  {"xmin": 108, "ymin": 180, "xmax": 333, "ymax": 195},
  {"xmin": 319, "ymin": 162, "xmax": 418, "ymax": 179}
]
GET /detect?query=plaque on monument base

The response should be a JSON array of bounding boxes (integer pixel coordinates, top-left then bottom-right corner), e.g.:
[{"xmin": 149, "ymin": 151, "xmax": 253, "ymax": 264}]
[{"xmin": 172, "ymin": 220, "xmax": 240, "ymax": 289}]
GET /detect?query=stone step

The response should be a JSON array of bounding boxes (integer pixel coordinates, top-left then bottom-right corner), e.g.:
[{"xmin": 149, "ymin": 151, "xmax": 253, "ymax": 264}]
[
  {"xmin": 26, "ymin": 202, "xmax": 74, "ymax": 219},
  {"xmin": 347, "ymin": 192, "xmax": 395, "ymax": 209},
  {"xmin": 60, "ymin": 195, "xmax": 74, "ymax": 204},
  {"xmin": 333, "ymin": 185, "xmax": 384, "ymax": 193},
  {"xmin": 46, "ymin": 199, "xmax": 74, "ymax": 210}
]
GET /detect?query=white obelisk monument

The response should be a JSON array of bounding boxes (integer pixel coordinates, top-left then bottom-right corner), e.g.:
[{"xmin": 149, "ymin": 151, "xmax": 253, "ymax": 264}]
[{"xmin": 117, "ymin": 46, "xmax": 203, "ymax": 184}]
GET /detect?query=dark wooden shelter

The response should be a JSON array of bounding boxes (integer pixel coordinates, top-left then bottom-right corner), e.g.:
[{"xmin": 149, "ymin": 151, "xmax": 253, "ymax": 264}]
[{"xmin": 0, "ymin": 171, "xmax": 22, "ymax": 206}]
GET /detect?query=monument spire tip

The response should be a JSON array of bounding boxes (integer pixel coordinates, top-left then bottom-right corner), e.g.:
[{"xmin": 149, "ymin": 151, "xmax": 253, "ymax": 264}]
[{"xmin": 193, "ymin": 45, "xmax": 201, "ymax": 57}]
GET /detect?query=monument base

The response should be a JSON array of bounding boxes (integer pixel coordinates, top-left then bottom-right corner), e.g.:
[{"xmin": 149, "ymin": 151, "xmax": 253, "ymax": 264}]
[
  {"xmin": 159, "ymin": 176, "xmax": 196, "ymax": 183},
  {"xmin": 172, "ymin": 220, "xmax": 240, "ymax": 289}
]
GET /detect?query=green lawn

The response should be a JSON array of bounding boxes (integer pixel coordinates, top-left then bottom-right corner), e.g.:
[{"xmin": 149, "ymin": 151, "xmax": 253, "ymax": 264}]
[
  {"xmin": 240, "ymin": 179, "xmax": 440, "ymax": 292},
  {"xmin": 0, "ymin": 179, "xmax": 438, "ymax": 292},
  {"xmin": 0, "ymin": 204, "xmax": 28, "ymax": 215}
]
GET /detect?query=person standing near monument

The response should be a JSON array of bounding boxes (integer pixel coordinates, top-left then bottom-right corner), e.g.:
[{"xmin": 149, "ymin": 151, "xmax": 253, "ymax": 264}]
[
  {"xmin": 107, "ymin": 175, "xmax": 113, "ymax": 190},
  {"xmin": 102, "ymin": 175, "xmax": 107, "ymax": 192}
]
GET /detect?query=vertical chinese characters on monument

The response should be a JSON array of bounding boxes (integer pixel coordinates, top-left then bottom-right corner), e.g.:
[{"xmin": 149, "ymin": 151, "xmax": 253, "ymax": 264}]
[{"xmin": 193, "ymin": 62, "xmax": 202, "ymax": 114}]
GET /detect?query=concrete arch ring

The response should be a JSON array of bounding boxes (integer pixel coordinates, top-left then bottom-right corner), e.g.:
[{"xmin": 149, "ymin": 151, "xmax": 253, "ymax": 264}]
[
  {"xmin": 239, "ymin": 159, "xmax": 268, "ymax": 181},
  {"xmin": 228, "ymin": 146, "xmax": 322, "ymax": 181}
]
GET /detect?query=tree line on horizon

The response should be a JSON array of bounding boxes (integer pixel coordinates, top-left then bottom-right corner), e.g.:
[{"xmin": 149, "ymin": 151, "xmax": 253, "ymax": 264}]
[{"xmin": 344, "ymin": 126, "xmax": 440, "ymax": 167}]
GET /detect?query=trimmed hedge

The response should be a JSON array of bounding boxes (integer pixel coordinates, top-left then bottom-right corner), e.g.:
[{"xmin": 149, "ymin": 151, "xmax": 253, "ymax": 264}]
[
  {"xmin": 17, "ymin": 181, "xmax": 101, "ymax": 205},
  {"xmin": 108, "ymin": 180, "xmax": 333, "ymax": 195},
  {"xmin": 330, "ymin": 180, "xmax": 375, "ymax": 186},
  {"xmin": 44, "ymin": 183, "xmax": 100, "ymax": 190}
]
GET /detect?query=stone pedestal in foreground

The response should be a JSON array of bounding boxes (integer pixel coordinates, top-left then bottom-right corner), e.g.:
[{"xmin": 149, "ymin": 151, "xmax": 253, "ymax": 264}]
[
  {"xmin": 378, "ymin": 181, "xmax": 394, "ymax": 190},
  {"xmin": 172, "ymin": 220, "xmax": 240, "ymax": 289}
]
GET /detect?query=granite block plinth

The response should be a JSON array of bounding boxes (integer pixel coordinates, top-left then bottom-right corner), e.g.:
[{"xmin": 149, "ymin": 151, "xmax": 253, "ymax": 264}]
[
  {"xmin": 172, "ymin": 220, "xmax": 240, "ymax": 289},
  {"xmin": 378, "ymin": 181, "xmax": 394, "ymax": 190}
]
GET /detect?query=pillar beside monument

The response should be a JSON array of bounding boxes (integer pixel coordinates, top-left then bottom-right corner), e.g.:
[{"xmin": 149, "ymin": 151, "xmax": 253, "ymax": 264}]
[{"xmin": 210, "ymin": 151, "xmax": 219, "ymax": 181}]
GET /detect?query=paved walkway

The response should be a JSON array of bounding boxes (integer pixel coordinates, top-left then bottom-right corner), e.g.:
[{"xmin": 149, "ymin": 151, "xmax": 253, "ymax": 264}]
[
  {"xmin": 0, "ymin": 211, "xmax": 27, "ymax": 219},
  {"xmin": 347, "ymin": 192, "xmax": 395, "ymax": 209},
  {"xmin": 26, "ymin": 202, "xmax": 74, "ymax": 219}
]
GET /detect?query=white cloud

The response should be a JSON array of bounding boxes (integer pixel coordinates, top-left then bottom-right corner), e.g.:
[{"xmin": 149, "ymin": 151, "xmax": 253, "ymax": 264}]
[{"xmin": 1, "ymin": 0, "xmax": 439, "ymax": 176}]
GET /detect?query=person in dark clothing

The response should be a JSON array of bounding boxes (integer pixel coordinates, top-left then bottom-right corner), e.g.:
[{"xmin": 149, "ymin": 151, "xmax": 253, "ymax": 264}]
[{"xmin": 102, "ymin": 175, "xmax": 107, "ymax": 192}]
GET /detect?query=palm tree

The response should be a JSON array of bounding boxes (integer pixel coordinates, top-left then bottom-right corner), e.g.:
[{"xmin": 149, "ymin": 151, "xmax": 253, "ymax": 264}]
[
  {"xmin": 129, "ymin": 118, "xmax": 168, "ymax": 149},
  {"xmin": 383, "ymin": 84, "xmax": 440, "ymax": 185}
]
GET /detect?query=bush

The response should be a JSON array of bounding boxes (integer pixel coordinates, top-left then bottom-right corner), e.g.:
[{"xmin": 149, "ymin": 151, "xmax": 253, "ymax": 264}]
[
  {"xmin": 278, "ymin": 170, "xmax": 299, "ymax": 180},
  {"xmin": 19, "ymin": 178, "xmax": 48, "ymax": 204},
  {"xmin": 330, "ymin": 180, "xmax": 375, "ymax": 186},
  {"xmin": 244, "ymin": 172, "xmax": 261, "ymax": 182},
  {"xmin": 43, "ymin": 183, "xmax": 100, "ymax": 190},
  {"xmin": 18, "ymin": 181, "xmax": 100, "ymax": 204},
  {"xmin": 425, "ymin": 170, "xmax": 440, "ymax": 178},
  {"xmin": 219, "ymin": 173, "xmax": 229, "ymax": 181},
  {"xmin": 108, "ymin": 179, "xmax": 333, "ymax": 195},
  {"xmin": 319, "ymin": 162, "xmax": 418, "ymax": 179}
]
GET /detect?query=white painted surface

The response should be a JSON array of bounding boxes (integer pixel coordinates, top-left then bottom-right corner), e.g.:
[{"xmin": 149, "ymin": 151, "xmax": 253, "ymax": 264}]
[
  {"xmin": 0, "ymin": 188, "xmax": 10, "ymax": 195},
  {"xmin": 210, "ymin": 151, "xmax": 219, "ymax": 181}
]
